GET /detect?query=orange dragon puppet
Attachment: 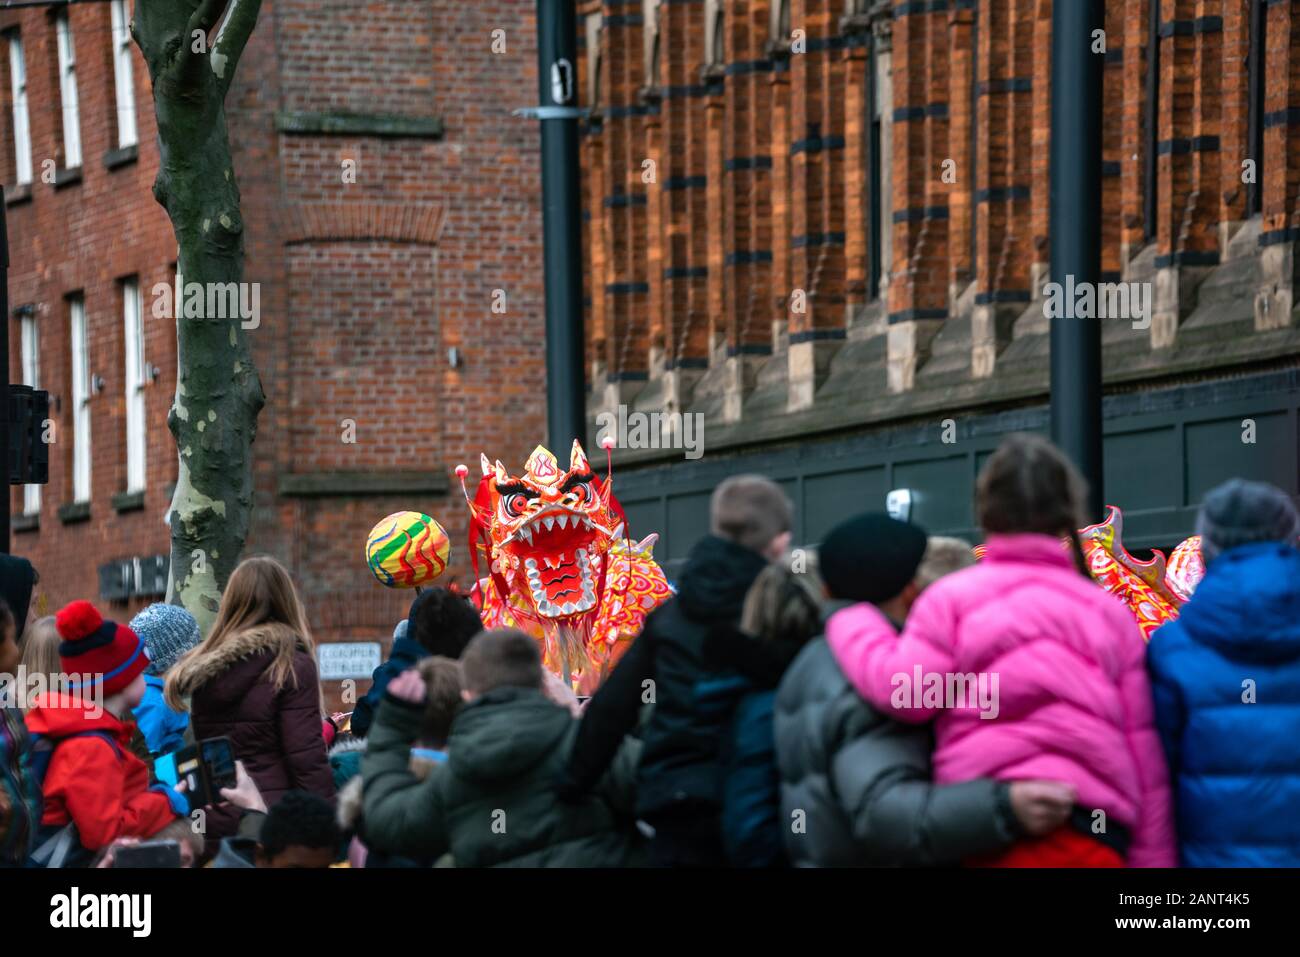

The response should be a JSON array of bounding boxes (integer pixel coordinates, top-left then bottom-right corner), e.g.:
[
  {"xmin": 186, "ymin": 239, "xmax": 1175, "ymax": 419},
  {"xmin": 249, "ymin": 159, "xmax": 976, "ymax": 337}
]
[
  {"xmin": 455, "ymin": 440, "xmax": 673, "ymax": 691},
  {"xmin": 973, "ymin": 505, "xmax": 1208, "ymax": 641},
  {"xmin": 1078, "ymin": 506, "xmax": 1205, "ymax": 641}
]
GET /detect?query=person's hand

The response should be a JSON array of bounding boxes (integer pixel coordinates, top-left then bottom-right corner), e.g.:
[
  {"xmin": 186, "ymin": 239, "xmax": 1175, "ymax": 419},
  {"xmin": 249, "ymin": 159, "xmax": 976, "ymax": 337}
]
[
  {"xmin": 387, "ymin": 668, "xmax": 427, "ymax": 705},
  {"xmin": 96, "ymin": 837, "xmax": 140, "ymax": 869},
  {"xmin": 542, "ymin": 670, "xmax": 582, "ymax": 717},
  {"xmin": 1008, "ymin": 780, "xmax": 1076, "ymax": 836},
  {"xmin": 219, "ymin": 760, "xmax": 267, "ymax": 814}
]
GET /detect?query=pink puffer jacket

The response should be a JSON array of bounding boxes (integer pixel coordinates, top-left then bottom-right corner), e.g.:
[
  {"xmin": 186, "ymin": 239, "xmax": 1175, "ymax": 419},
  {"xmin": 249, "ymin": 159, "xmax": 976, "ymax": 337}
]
[{"xmin": 826, "ymin": 532, "xmax": 1175, "ymax": 867}]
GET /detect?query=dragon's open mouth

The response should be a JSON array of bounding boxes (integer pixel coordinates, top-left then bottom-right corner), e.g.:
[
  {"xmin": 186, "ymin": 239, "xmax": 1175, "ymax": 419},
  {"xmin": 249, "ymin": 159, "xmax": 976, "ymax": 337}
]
[{"xmin": 505, "ymin": 506, "xmax": 601, "ymax": 618}]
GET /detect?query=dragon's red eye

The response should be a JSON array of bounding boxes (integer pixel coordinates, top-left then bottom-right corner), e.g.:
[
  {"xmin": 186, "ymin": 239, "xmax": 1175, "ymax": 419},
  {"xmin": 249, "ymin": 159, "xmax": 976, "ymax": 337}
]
[
  {"xmin": 504, "ymin": 493, "xmax": 530, "ymax": 517},
  {"xmin": 567, "ymin": 482, "xmax": 592, "ymax": 506}
]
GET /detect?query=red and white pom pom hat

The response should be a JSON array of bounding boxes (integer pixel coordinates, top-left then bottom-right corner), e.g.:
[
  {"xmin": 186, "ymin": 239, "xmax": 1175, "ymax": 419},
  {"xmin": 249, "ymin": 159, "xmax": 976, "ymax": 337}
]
[{"xmin": 55, "ymin": 600, "xmax": 150, "ymax": 695}]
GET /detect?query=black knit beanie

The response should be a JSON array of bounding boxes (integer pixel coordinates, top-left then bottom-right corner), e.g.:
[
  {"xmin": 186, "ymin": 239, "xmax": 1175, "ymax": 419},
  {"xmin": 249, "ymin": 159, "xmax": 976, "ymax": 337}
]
[{"xmin": 819, "ymin": 512, "xmax": 929, "ymax": 603}]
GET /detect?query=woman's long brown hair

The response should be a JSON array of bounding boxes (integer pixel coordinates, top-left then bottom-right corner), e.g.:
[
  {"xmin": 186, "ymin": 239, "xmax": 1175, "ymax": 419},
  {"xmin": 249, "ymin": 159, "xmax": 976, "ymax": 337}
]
[{"xmin": 165, "ymin": 556, "xmax": 315, "ymax": 711}]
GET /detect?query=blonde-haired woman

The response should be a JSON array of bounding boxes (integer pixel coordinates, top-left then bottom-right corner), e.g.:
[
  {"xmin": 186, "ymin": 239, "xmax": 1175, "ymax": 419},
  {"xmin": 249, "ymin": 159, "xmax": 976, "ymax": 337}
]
[
  {"xmin": 167, "ymin": 556, "xmax": 334, "ymax": 840},
  {"xmin": 18, "ymin": 616, "xmax": 62, "ymax": 711}
]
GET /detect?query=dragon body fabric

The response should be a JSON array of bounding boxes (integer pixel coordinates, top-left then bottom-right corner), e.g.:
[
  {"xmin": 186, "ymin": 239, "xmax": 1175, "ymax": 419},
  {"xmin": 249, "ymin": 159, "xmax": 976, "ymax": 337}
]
[
  {"xmin": 459, "ymin": 441, "xmax": 673, "ymax": 692},
  {"xmin": 1078, "ymin": 507, "xmax": 1193, "ymax": 641},
  {"xmin": 973, "ymin": 506, "xmax": 1207, "ymax": 641}
]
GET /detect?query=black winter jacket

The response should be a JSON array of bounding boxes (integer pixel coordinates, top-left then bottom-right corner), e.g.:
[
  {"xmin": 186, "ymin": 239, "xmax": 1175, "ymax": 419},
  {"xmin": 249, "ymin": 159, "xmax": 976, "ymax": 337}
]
[
  {"xmin": 774, "ymin": 603, "xmax": 1021, "ymax": 866},
  {"xmin": 560, "ymin": 535, "xmax": 774, "ymax": 820}
]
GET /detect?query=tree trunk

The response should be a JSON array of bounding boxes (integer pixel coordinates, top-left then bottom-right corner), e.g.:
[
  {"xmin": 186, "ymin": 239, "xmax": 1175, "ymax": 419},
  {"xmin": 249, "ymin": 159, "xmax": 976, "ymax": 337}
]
[{"xmin": 133, "ymin": 0, "xmax": 266, "ymax": 633}]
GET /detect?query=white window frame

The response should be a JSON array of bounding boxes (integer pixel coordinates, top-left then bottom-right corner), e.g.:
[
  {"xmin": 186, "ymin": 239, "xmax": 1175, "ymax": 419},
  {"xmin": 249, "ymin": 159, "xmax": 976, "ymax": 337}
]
[
  {"xmin": 123, "ymin": 279, "xmax": 146, "ymax": 494},
  {"xmin": 70, "ymin": 297, "xmax": 91, "ymax": 504},
  {"xmin": 20, "ymin": 313, "xmax": 39, "ymax": 515},
  {"xmin": 55, "ymin": 12, "xmax": 81, "ymax": 170},
  {"xmin": 110, "ymin": 0, "xmax": 137, "ymax": 149},
  {"xmin": 8, "ymin": 34, "xmax": 31, "ymax": 185}
]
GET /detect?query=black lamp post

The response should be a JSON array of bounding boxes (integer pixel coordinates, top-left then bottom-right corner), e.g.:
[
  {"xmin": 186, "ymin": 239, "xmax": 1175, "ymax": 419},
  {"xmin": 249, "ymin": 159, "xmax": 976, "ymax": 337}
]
[
  {"xmin": 1049, "ymin": 0, "xmax": 1106, "ymax": 521},
  {"xmin": 532, "ymin": 0, "xmax": 586, "ymax": 453}
]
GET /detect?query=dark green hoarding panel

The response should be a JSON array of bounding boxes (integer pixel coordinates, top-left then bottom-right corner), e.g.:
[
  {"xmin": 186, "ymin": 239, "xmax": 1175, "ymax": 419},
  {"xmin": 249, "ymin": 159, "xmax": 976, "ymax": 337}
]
[
  {"xmin": 1104, "ymin": 427, "xmax": 1179, "ymax": 512},
  {"xmin": 1186, "ymin": 413, "xmax": 1294, "ymax": 504},
  {"xmin": 611, "ymin": 369, "xmax": 1300, "ymax": 562},
  {"xmin": 803, "ymin": 468, "xmax": 887, "ymax": 542}
]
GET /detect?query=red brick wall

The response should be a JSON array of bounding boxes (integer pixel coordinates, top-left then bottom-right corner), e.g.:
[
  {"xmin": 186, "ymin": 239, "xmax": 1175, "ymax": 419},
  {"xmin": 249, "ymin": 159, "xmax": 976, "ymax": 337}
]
[
  {"xmin": 2, "ymin": 2, "xmax": 176, "ymax": 622},
  {"xmin": 5, "ymin": 2, "xmax": 547, "ymax": 711},
  {"xmin": 1262, "ymin": 0, "xmax": 1300, "ymax": 245},
  {"xmin": 583, "ymin": 0, "xmax": 1300, "ymax": 382}
]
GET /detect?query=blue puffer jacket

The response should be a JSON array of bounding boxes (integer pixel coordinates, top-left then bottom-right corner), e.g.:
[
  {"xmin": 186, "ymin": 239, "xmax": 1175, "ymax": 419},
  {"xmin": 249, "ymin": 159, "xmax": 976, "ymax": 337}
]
[{"xmin": 1147, "ymin": 541, "xmax": 1300, "ymax": 867}]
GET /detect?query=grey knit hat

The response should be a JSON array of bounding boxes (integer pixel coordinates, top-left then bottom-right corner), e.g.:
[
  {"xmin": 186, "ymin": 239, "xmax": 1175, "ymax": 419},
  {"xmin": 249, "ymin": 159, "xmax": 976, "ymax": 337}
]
[
  {"xmin": 1196, "ymin": 479, "xmax": 1300, "ymax": 562},
  {"xmin": 129, "ymin": 603, "xmax": 203, "ymax": 676}
]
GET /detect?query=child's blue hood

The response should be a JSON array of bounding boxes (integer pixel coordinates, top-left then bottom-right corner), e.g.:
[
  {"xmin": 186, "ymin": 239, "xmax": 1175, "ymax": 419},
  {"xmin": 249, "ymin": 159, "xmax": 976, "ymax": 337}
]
[
  {"xmin": 388, "ymin": 634, "xmax": 428, "ymax": 666},
  {"xmin": 1176, "ymin": 542, "xmax": 1300, "ymax": 663}
]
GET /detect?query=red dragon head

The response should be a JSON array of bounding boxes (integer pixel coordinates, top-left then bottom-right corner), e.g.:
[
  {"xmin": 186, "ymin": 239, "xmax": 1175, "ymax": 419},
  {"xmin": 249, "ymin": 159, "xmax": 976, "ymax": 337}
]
[{"xmin": 461, "ymin": 441, "xmax": 626, "ymax": 623}]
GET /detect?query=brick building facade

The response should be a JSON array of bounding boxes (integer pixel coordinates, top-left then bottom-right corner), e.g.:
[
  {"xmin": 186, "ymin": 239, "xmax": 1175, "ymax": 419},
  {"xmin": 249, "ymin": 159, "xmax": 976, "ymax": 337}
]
[
  {"xmin": 578, "ymin": 0, "xmax": 1300, "ymax": 562},
  {"xmin": 4, "ymin": 1, "xmax": 546, "ymax": 704}
]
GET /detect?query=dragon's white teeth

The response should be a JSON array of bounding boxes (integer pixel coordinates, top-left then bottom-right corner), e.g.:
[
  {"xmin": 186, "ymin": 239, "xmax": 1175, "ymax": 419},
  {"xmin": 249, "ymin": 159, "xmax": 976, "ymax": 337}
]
[
  {"xmin": 583, "ymin": 517, "xmax": 592, "ymax": 529},
  {"xmin": 543, "ymin": 516, "xmax": 555, "ymax": 531},
  {"xmin": 524, "ymin": 557, "xmax": 538, "ymax": 569},
  {"xmin": 556, "ymin": 514, "xmax": 568, "ymax": 530},
  {"xmin": 530, "ymin": 583, "xmax": 550, "ymax": 612},
  {"xmin": 519, "ymin": 527, "xmax": 533, "ymax": 545}
]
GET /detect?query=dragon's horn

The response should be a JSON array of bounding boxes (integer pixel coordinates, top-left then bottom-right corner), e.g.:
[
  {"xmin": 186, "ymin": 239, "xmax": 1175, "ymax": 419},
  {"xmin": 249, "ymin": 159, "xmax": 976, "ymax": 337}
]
[{"xmin": 570, "ymin": 439, "xmax": 590, "ymax": 473}]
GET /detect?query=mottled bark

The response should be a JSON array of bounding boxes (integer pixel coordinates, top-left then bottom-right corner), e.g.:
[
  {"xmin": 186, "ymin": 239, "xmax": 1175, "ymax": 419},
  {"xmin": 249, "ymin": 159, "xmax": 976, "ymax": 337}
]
[{"xmin": 133, "ymin": 0, "xmax": 266, "ymax": 632}]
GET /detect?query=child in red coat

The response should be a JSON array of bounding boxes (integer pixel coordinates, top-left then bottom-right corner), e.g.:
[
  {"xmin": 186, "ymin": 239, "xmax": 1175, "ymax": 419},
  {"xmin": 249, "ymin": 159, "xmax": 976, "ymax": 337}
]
[{"xmin": 24, "ymin": 601, "xmax": 185, "ymax": 864}]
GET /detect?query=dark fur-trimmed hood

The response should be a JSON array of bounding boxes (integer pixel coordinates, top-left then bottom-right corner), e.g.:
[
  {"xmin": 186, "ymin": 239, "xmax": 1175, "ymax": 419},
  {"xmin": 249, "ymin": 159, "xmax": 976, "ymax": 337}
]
[{"xmin": 167, "ymin": 624, "xmax": 313, "ymax": 705}]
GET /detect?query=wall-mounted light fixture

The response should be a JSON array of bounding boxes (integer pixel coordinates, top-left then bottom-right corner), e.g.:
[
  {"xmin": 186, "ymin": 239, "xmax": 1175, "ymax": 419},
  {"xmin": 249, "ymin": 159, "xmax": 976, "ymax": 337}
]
[
  {"xmin": 90, "ymin": 374, "xmax": 105, "ymax": 395},
  {"xmin": 447, "ymin": 347, "xmax": 462, "ymax": 369},
  {"xmin": 886, "ymin": 488, "xmax": 915, "ymax": 523}
]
